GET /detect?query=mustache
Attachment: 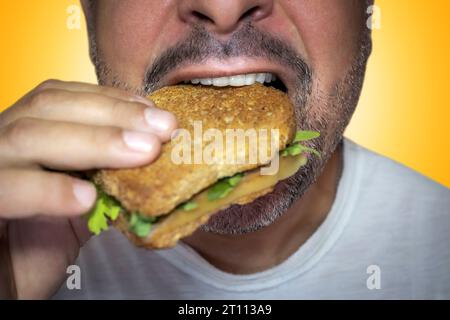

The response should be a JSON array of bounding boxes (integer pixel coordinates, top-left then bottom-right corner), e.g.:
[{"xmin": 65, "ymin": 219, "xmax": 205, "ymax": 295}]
[{"xmin": 143, "ymin": 23, "xmax": 313, "ymax": 94}]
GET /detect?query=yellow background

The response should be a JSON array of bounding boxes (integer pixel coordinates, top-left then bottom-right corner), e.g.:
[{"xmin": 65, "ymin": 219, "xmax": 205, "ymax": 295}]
[{"xmin": 0, "ymin": 1, "xmax": 449, "ymax": 187}]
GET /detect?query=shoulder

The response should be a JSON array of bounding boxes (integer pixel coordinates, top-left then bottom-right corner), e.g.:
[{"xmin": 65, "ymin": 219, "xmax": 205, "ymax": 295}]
[
  {"xmin": 344, "ymin": 138, "xmax": 449, "ymax": 207},
  {"xmin": 343, "ymin": 138, "xmax": 450, "ymax": 251},
  {"xmin": 341, "ymin": 139, "xmax": 450, "ymax": 298}
]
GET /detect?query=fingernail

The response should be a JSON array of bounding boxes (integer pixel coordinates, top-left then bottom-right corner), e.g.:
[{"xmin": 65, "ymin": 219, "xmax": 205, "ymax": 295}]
[
  {"xmin": 144, "ymin": 108, "xmax": 176, "ymax": 135},
  {"xmin": 73, "ymin": 181, "xmax": 97, "ymax": 209},
  {"xmin": 122, "ymin": 130, "xmax": 155, "ymax": 152}
]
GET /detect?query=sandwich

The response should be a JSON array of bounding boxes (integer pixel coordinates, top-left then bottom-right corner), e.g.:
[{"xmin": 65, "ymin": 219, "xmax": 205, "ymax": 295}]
[{"xmin": 87, "ymin": 83, "xmax": 320, "ymax": 248}]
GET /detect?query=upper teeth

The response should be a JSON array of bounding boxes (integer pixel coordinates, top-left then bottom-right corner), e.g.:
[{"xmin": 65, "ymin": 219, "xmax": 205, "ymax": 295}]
[{"xmin": 185, "ymin": 73, "xmax": 276, "ymax": 87}]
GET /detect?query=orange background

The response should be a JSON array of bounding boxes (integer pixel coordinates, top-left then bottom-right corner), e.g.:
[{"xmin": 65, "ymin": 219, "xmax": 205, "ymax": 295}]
[{"xmin": 0, "ymin": 1, "xmax": 449, "ymax": 187}]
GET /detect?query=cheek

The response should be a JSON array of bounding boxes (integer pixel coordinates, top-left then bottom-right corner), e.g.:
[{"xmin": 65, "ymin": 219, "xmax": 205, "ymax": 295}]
[
  {"xmin": 95, "ymin": 0, "xmax": 185, "ymax": 88},
  {"xmin": 282, "ymin": 0, "xmax": 366, "ymax": 91}
]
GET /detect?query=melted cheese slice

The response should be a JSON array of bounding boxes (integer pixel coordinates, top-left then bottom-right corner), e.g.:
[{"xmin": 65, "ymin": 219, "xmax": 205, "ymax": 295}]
[{"xmin": 141, "ymin": 154, "xmax": 307, "ymax": 247}]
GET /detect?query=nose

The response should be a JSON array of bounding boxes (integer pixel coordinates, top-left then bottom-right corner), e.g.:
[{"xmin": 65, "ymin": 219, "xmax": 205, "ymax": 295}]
[{"xmin": 178, "ymin": 0, "xmax": 273, "ymax": 34}]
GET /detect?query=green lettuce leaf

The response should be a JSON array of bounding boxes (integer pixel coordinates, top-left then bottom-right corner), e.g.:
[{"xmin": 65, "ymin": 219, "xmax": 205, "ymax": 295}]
[
  {"xmin": 180, "ymin": 201, "xmax": 198, "ymax": 211},
  {"xmin": 207, "ymin": 173, "xmax": 244, "ymax": 201},
  {"xmin": 87, "ymin": 189, "xmax": 122, "ymax": 235},
  {"xmin": 281, "ymin": 144, "xmax": 302, "ymax": 157},
  {"xmin": 228, "ymin": 173, "xmax": 243, "ymax": 186},
  {"xmin": 282, "ymin": 130, "xmax": 321, "ymax": 158},
  {"xmin": 297, "ymin": 145, "xmax": 321, "ymax": 158},
  {"xmin": 293, "ymin": 130, "xmax": 321, "ymax": 143},
  {"xmin": 128, "ymin": 212, "xmax": 157, "ymax": 237}
]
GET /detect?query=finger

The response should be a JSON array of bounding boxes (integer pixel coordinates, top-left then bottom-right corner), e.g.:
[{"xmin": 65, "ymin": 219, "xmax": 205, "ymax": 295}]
[
  {"xmin": 0, "ymin": 118, "xmax": 161, "ymax": 170},
  {"xmin": 32, "ymin": 79, "xmax": 146, "ymax": 103},
  {"xmin": 1, "ymin": 86, "xmax": 177, "ymax": 142},
  {"xmin": 0, "ymin": 169, "xmax": 97, "ymax": 218},
  {"xmin": 11, "ymin": 79, "xmax": 145, "ymax": 104}
]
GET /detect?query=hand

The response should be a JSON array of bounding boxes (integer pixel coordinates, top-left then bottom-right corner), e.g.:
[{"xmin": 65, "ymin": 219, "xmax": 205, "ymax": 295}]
[{"xmin": 0, "ymin": 80, "xmax": 177, "ymax": 299}]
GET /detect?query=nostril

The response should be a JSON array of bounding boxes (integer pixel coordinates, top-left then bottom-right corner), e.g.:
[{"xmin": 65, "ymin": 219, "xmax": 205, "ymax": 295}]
[
  {"xmin": 191, "ymin": 11, "xmax": 214, "ymax": 24},
  {"xmin": 179, "ymin": 1, "xmax": 273, "ymax": 33},
  {"xmin": 241, "ymin": 6, "xmax": 261, "ymax": 21},
  {"xmin": 191, "ymin": 6, "xmax": 261, "ymax": 25}
]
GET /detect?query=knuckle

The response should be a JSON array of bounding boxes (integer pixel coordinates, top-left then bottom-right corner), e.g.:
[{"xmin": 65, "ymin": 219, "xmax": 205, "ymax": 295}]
[
  {"xmin": 91, "ymin": 126, "xmax": 123, "ymax": 150},
  {"xmin": 3, "ymin": 118, "xmax": 37, "ymax": 151},
  {"xmin": 41, "ymin": 175, "xmax": 70, "ymax": 208},
  {"xmin": 28, "ymin": 88, "xmax": 58, "ymax": 109},
  {"xmin": 35, "ymin": 79, "xmax": 60, "ymax": 91},
  {"xmin": 111, "ymin": 99, "xmax": 143, "ymax": 122}
]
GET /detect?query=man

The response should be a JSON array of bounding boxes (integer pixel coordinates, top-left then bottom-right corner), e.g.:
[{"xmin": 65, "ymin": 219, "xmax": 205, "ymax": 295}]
[{"xmin": 0, "ymin": 0, "xmax": 449, "ymax": 299}]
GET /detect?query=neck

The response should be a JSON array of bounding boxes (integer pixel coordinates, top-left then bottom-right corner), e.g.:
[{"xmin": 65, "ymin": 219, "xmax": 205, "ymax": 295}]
[{"xmin": 184, "ymin": 143, "xmax": 343, "ymax": 274}]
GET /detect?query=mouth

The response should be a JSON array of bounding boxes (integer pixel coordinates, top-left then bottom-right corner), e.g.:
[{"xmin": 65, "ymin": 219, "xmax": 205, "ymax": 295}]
[
  {"xmin": 160, "ymin": 59, "xmax": 291, "ymax": 94},
  {"xmin": 178, "ymin": 72, "xmax": 287, "ymax": 93}
]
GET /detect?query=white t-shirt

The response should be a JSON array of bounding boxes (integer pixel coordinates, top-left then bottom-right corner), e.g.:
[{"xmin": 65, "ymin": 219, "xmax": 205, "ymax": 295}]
[{"xmin": 54, "ymin": 139, "xmax": 450, "ymax": 299}]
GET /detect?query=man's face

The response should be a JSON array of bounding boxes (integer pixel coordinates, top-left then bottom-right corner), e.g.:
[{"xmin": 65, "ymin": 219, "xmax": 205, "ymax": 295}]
[{"xmin": 82, "ymin": 0, "xmax": 371, "ymax": 234}]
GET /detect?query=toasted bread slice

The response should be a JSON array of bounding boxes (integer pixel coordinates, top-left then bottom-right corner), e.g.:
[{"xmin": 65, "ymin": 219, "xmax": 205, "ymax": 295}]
[
  {"xmin": 94, "ymin": 84, "xmax": 296, "ymax": 217},
  {"xmin": 114, "ymin": 153, "xmax": 307, "ymax": 248}
]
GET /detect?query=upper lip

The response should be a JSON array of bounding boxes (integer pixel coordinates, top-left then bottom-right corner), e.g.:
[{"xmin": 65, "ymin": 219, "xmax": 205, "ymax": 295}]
[{"xmin": 160, "ymin": 58, "xmax": 294, "ymax": 93}]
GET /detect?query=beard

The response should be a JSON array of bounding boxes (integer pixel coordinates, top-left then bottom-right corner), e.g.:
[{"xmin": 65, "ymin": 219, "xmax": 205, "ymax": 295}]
[
  {"xmin": 88, "ymin": 22, "xmax": 372, "ymax": 235},
  {"xmin": 203, "ymin": 36, "xmax": 371, "ymax": 234}
]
